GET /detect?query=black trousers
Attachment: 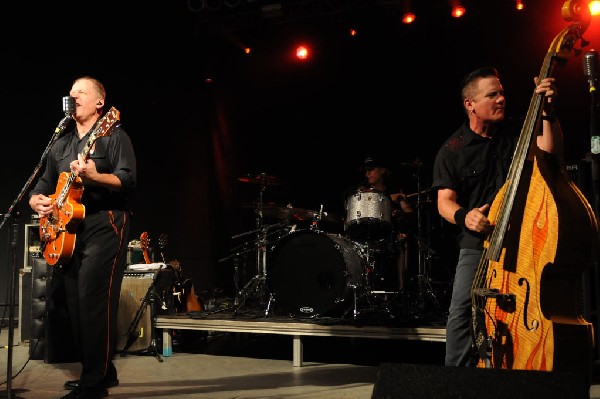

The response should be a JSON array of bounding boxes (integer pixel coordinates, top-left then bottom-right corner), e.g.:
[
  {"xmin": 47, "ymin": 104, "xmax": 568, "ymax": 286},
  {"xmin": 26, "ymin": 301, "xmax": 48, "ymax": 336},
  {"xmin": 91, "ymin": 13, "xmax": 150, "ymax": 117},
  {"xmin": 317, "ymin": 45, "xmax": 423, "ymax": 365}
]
[{"xmin": 63, "ymin": 210, "xmax": 130, "ymax": 388}]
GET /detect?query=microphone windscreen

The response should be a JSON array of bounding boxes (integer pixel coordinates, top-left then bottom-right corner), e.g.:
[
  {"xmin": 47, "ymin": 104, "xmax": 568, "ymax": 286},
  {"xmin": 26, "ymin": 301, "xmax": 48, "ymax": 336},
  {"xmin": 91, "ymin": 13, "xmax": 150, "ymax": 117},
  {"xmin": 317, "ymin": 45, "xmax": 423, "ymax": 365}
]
[
  {"xmin": 62, "ymin": 96, "xmax": 76, "ymax": 115},
  {"xmin": 583, "ymin": 49, "xmax": 598, "ymax": 81}
]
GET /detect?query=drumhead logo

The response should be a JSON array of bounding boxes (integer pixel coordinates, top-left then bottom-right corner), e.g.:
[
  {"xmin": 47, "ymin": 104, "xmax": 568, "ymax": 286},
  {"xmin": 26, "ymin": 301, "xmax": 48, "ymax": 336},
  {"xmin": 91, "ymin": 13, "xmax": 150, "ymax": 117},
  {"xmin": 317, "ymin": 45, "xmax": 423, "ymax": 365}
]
[{"xmin": 299, "ymin": 307, "xmax": 314, "ymax": 314}]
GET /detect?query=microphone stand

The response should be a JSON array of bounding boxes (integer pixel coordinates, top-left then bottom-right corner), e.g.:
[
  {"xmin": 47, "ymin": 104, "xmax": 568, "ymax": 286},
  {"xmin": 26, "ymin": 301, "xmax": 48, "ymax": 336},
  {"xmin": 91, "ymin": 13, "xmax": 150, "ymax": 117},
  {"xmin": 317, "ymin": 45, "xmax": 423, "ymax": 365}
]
[
  {"xmin": 586, "ymin": 76, "xmax": 600, "ymax": 362},
  {"xmin": 0, "ymin": 113, "xmax": 72, "ymax": 399},
  {"xmin": 588, "ymin": 79, "xmax": 599, "ymax": 215}
]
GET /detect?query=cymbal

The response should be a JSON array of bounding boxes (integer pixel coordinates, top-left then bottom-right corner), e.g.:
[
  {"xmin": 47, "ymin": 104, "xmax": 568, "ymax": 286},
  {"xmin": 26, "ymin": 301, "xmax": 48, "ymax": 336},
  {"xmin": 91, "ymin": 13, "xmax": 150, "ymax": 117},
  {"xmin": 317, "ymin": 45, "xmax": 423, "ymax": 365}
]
[
  {"xmin": 262, "ymin": 206, "xmax": 315, "ymax": 221},
  {"xmin": 289, "ymin": 208, "xmax": 343, "ymax": 223},
  {"xmin": 260, "ymin": 205, "xmax": 340, "ymax": 223},
  {"xmin": 238, "ymin": 173, "xmax": 282, "ymax": 186},
  {"xmin": 262, "ymin": 206, "xmax": 294, "ymax": 220},
  {"xmin": 239, "ymin": 201, "xmax": 278, "ymax": 209}
]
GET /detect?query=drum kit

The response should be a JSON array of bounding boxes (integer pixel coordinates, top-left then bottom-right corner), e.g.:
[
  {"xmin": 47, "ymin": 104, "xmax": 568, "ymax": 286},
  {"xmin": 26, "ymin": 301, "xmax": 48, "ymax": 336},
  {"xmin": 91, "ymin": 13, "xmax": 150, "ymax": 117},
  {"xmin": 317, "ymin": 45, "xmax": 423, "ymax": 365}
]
[{"xmin": 221, "ymin": 166, "xmax": 448, "ymax": 323}]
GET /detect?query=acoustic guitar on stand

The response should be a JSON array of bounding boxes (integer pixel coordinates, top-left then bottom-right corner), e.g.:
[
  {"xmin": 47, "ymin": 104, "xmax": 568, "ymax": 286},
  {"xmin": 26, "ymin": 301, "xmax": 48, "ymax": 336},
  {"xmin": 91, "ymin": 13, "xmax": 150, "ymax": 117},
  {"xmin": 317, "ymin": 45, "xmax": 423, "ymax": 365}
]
[
  {"xmin": 39, "ymin": 107, "xmax": 121, "ymax": 266},
  {"xmin": 158, "ymin": 234, "xmax": 203, "ymax": 313}
]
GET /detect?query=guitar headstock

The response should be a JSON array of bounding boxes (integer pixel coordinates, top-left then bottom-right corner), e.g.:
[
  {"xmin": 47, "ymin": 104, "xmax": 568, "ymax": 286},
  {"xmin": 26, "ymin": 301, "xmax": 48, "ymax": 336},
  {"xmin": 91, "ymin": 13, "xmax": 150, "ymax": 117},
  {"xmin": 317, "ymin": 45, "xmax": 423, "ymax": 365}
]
[
  {"xmin": 89, "ymin": 107, "xmax": 120, "ymax": 143},
  {"xmin": 140, "ymin": 232, "xmax": 149, "ymax": 251},
  {"xmin": 140, "ymin": 231, "xmax": 152, "ymax": 264},
  {"xmin": 82, "ymin": 107, "xmax": 120, "ymax": 161},
  {"xmin": 158, "ymin": 234, "xmax": 168, "ymax": 251}
]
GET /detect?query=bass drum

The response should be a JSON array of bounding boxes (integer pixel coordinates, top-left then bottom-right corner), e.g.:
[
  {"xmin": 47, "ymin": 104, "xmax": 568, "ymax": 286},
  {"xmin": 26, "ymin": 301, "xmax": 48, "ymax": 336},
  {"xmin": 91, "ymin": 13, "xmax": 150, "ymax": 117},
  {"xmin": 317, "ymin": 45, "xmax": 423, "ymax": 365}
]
[{"xmin": 267, "ymin": 230, "xmax": 365, "ymax": 318}]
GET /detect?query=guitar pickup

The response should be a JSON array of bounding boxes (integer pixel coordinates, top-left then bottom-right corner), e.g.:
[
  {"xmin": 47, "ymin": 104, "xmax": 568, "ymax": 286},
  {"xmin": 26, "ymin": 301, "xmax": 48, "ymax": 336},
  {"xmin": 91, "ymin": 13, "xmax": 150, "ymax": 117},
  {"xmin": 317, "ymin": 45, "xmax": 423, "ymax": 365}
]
[{"xmin": 472, "ymin": 288, "xmax": 516, "ymax": 312}]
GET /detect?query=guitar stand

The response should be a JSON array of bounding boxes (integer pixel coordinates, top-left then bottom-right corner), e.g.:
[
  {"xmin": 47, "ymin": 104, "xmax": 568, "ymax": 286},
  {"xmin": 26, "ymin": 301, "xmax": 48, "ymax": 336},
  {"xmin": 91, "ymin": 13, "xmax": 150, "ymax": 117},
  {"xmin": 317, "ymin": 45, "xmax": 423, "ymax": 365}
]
[{"xmin": 119, "ymin": 268, "xmax": 164, "ymax": 362}]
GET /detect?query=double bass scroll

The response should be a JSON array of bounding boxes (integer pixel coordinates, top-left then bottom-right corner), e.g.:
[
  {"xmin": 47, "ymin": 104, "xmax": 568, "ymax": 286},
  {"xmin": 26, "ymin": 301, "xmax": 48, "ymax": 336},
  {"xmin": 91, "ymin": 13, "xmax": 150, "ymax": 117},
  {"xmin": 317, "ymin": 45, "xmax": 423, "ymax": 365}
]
[{"xmin": 471, "ymin": 0, "xmax": 598, "ymax": 376}]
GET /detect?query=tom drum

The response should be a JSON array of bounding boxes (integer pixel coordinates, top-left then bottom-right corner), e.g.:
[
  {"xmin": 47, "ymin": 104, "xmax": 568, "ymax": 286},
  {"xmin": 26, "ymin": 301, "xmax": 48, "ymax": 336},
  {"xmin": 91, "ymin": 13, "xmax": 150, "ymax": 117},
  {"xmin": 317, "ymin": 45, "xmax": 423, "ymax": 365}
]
[{"xmin": 344, "ymin": 190, "xmax": 392, "ymax": 242}]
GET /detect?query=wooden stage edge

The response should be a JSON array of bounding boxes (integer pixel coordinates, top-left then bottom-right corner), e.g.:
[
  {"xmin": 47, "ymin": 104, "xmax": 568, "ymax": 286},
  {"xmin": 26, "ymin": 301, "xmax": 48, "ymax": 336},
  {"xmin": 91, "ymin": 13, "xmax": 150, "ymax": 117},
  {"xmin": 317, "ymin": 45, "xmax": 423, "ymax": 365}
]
[{"xmin": 156, "ymin": 314, "xmax": 447, "ymax": 367}]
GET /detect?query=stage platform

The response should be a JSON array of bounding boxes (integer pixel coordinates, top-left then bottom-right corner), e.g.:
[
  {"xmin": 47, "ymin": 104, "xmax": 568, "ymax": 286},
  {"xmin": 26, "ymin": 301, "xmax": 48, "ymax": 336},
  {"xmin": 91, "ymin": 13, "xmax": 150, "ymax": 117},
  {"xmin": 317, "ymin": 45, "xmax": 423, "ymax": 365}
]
[{"xmin": 156, "ymin": 305, "xmax": 447, "ymax": 367}]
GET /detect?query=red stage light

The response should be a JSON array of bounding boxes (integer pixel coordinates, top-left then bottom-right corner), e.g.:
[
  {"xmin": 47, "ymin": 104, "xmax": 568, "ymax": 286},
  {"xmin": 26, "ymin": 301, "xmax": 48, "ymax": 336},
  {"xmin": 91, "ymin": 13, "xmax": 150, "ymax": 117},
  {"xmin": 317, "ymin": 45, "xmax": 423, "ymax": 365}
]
[
  {"xmin": 451, "ymin": 5, "xmax": 466, "ymax": 18},
  {"xmin": 402, "ymin": 12, "xmax": 416, "ymax": 24},
  {"xmin": 295, "ymin": 45, "xmax": 309, "ymax": 60},
  {"xmin": 590, "ymin": 0, "xmax": 600, "ymax": 16},
  {"xmin": 515, "ymin": 0, "xmax": 524, "ymax": 11}
]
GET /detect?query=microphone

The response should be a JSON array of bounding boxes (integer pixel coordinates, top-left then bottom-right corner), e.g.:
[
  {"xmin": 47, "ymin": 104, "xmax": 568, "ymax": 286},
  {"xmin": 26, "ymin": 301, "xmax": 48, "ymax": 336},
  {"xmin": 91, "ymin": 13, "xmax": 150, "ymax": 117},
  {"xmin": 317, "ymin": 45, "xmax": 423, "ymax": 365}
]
[
  {"xmin": 62, "ymin": 96, "xmax": 76, "ymax": 115},
  {"xmin": 583, "ymin": 49, "xmax": 598, "ymax": 91},
  {"xmin": 54, "ymin": 96, "xmax": 76, "ymax": 135}
]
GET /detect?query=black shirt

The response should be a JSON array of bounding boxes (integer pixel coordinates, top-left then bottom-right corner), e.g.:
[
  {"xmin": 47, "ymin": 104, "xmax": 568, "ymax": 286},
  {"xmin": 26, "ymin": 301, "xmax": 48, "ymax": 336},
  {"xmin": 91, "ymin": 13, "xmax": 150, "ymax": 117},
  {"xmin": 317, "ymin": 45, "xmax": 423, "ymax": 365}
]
[
  {"xmin": 431, "ymin": 119, "xmax": 519, "ymax": 249},
  {"xmin": 30, "ymin": 123, "xmax": 137, "ymax": 215}
]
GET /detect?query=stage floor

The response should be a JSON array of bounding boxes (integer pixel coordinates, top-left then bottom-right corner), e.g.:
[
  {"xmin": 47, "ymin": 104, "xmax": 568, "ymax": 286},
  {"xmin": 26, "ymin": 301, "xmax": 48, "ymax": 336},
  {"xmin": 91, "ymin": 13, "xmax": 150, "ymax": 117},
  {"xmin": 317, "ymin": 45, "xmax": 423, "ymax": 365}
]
[{"xmin": 3, "ymin": 306, "xmax": 600, "ymax": 398}]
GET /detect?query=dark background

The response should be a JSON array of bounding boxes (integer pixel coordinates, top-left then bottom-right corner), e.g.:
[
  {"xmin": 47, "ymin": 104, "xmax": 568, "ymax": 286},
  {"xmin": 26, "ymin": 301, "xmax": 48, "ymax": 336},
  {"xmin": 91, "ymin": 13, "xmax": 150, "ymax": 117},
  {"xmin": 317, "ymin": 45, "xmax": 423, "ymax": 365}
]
[{"xmin": 1, "ymin": 0, "xmax": 599, "ymax": 303}]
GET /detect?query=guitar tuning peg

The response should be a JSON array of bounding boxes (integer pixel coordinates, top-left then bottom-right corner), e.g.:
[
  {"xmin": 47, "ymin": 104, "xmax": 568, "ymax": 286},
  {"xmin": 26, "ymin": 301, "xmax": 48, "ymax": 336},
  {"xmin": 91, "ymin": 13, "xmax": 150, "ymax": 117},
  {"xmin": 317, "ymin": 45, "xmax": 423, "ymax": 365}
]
[{"xmin": 580, "ymin": 37, "xmax": 590, "ymax": 48}]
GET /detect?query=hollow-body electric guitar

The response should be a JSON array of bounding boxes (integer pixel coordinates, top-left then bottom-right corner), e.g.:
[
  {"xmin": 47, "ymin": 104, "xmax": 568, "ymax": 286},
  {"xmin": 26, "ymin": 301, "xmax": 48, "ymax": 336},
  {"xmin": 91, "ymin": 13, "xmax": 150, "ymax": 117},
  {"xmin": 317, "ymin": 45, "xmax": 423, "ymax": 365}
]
[{"xmin": 39, "ymin": 107, "xmax": 120, "ymax": 266}]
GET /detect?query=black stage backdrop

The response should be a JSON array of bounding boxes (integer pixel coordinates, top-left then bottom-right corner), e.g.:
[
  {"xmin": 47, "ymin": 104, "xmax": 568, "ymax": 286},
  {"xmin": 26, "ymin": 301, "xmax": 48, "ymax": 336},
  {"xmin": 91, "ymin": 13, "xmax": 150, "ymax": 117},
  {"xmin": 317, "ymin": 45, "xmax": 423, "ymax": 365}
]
[{"xmin": 1, "ymin": 0, "xmax": 599, "ymax": 303}]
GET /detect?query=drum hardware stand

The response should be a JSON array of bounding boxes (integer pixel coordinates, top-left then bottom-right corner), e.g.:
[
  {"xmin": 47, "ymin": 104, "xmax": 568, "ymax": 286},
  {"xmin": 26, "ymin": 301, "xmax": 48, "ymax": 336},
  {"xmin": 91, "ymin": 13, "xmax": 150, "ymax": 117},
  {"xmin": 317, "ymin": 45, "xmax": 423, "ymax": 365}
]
[
  {"xmin": 119, "ymin": 265, "xmax": 165, "ymax": 362},
  {"xmin": 340, "ymin": 284, "xmax": 362, "ymax": 320},
  {"xmin": 232, "ymin": 176, "xmax": 273, "ymax": 317},
  {"xmin": 406, "ymin": 159, "xmax": 440, "ymax": 319}
]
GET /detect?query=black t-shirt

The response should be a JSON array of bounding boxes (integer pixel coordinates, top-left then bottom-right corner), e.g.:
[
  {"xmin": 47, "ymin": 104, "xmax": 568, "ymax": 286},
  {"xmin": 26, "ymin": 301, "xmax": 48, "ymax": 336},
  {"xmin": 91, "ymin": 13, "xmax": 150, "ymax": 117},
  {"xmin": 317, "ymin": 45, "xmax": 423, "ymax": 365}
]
[
  {"xmin": 30, "ymin": 123, "xmax": 137, "ymax": 215},
  {"xmin": 431, "ymin": 119, "xmax": 519, "ymax": 249}
]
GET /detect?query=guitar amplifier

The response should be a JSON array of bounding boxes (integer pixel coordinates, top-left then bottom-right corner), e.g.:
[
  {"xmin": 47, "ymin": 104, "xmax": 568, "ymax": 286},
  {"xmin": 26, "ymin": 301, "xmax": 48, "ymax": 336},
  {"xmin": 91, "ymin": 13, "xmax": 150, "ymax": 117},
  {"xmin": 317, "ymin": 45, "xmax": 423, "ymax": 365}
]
[
  {"xmin": 117, "ymin": 271, "xmax": 154, "ymax": 352},
  {"xmin": 116, "ymin": 269, "xmax": 177, "ymax": 353}
]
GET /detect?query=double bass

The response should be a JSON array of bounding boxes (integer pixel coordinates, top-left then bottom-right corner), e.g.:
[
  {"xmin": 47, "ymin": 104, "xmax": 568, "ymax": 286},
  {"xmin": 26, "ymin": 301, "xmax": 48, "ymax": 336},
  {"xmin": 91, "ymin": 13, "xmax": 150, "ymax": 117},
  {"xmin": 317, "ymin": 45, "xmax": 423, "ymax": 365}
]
[{"xmin": 471, "ymin": 0, "xmax": 598, "ymax": 376}]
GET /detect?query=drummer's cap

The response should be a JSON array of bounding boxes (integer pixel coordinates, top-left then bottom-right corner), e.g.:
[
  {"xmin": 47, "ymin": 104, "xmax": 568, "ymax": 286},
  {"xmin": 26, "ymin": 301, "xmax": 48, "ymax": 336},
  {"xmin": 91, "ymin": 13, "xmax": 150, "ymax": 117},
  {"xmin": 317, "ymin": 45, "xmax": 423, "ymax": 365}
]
[{"xmin": 363, "ymin": 156, "xmax": 386, "ymax": 169}]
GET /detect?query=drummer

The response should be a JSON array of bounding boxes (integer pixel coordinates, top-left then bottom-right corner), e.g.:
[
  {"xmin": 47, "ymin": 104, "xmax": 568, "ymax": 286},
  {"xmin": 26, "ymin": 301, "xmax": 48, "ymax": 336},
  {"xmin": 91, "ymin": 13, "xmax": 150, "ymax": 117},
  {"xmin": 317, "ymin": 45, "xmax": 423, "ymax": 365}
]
[{"xmin": 343, "ymin": 156, "xmax": 416, "ymax": 291}]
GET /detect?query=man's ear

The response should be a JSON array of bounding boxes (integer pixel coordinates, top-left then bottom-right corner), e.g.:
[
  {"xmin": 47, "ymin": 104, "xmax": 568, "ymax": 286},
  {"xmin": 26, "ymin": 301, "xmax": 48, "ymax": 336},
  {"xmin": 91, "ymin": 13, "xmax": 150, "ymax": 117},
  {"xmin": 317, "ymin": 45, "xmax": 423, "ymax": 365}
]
[{"xmin": 464, "ymin": 98, "xmax": 473, "ymax": 112}]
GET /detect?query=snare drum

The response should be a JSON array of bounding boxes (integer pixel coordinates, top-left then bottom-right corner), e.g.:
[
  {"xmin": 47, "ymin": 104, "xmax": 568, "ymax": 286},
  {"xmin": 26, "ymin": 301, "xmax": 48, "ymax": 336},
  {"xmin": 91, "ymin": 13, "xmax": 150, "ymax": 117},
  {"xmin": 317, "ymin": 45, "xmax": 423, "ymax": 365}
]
[
  {"xmin": 344, "ymin": 190, "xmax": 392, "ymax": 242},
  {"xmin": 267, "ymin": 230, "xmax": 365, "ymax": 317}
]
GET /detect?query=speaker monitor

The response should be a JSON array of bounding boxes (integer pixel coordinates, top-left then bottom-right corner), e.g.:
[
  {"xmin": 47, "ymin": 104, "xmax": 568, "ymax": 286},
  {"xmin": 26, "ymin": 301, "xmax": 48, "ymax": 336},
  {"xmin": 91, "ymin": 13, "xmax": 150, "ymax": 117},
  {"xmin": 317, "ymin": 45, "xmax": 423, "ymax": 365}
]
[
  {"xmin": 371, "ymin": 363, "xmax": 589, "ymax": 399},
  {"xmin": 117, "ymin": 272, "xmax": 154, "ymax": 352}
]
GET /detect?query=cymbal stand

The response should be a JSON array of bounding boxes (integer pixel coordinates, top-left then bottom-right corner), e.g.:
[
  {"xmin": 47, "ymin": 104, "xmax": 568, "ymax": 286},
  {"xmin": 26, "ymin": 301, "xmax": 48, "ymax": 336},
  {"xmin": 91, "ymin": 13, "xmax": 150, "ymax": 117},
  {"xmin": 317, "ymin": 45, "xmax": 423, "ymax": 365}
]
[
  {"xmin": 233, "ymin": 175, "xmax": 270, "ymax": 316},
  {"xmin": 409, "ymin": 159, "xmax": 440, "ymax": 318}
]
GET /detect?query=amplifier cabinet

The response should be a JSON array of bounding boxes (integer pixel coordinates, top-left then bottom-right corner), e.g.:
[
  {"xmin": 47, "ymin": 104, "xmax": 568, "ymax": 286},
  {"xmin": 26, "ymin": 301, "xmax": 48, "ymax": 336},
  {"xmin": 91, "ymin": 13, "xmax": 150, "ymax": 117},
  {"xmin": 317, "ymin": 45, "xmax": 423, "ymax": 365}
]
[{"xmin": 117, "ymin": 272, "xmax": 154, "ymax": 352}]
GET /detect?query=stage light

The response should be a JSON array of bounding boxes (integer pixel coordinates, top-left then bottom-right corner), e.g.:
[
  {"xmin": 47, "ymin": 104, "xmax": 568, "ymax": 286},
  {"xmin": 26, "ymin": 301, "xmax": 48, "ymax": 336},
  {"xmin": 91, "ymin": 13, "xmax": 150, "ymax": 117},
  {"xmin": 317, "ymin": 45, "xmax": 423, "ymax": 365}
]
[
  {"xmin": 590, "ymin": 0, "xmax": 600, "ymax": 16},
  {"xmin": 402, "ymin": 12, "xmax": 416, "ymax": 24},
  {"xmin": 349, "ymin": 28, "xmax": 358, "ymax": 36},
  {"xmin": 450, "ymin": 1, "xmax": 467, "ymax": 18},
  {"xmin": 244, "ymin": 47, "xmax": 251, "ymax": 54},
  {"xmin": 401, "ymin": 0, "xmax": 416, "ymax": 24},
  {"xmin": 295, "ymin": 45, "xmax": 309, "ymax": 61},
  {"xmin": 515, "ymin": 0, "xmax": 525, "ymax": 11}
]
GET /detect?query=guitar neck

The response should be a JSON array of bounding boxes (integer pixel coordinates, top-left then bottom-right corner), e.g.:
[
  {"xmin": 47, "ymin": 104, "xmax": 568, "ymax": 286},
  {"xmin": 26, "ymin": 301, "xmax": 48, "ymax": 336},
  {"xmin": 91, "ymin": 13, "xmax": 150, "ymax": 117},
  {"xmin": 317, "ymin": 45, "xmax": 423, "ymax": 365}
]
[
  {"xmin": 55, "ymin": 108, "xmax": 120, "ymax": 209},
  {"xmin": 55, "ymin": 145, "xmax": 92, "ymax": 209}
]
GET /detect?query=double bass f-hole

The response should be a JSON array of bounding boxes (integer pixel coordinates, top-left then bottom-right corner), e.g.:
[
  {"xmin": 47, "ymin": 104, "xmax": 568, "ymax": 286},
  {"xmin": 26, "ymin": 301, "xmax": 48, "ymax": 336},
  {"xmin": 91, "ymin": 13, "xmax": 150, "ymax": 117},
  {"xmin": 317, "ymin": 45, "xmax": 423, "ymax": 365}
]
[{"xmin": 517, "ymin": 277, "xmax": 539, "ymax": 332}]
